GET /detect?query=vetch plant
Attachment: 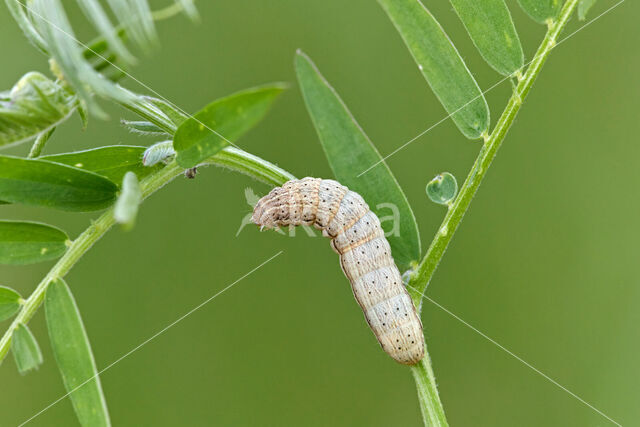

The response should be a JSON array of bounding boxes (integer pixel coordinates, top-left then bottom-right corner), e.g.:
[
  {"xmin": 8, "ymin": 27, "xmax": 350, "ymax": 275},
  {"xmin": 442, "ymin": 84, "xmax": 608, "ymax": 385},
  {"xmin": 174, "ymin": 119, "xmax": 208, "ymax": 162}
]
[{"xmin": 0, "ymin": 0, "xmax": 608, "ymax": 425}]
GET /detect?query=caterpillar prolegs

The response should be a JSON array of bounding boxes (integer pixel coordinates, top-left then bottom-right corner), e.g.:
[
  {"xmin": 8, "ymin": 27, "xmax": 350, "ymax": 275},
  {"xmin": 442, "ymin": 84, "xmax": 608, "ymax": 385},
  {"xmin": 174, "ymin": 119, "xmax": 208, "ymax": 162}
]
[{"xmin": 252, "ymin": 177, "xmax": 424, "ymax": 365}]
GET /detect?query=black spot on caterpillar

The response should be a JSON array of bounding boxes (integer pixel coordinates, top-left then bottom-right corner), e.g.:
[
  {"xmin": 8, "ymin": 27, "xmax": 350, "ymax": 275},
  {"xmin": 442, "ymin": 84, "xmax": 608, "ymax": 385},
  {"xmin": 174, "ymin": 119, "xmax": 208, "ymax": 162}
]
[{"xmin": 252, "ymin": 177, "xmax": 424, "ymax": 365}]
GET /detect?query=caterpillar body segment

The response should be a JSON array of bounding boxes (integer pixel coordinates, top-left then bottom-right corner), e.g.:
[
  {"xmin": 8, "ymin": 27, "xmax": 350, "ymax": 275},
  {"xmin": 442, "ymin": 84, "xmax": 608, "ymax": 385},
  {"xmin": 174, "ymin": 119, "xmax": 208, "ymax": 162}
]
[{"xmin": 252, "ymin": 177, "xmax": 424, "ymax": 365}]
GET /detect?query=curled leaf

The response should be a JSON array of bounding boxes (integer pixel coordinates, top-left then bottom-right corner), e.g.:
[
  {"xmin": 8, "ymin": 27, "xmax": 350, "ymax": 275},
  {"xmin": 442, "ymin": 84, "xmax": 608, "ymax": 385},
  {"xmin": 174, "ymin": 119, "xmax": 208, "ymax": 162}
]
[
  {"xmin": 12, "ymin": 323, "xmax": 43, "ymax": 375},
  {"xmin": 0, "ymin": 72, "xmax": 77, "ymax": 148},
  {"xmin": 30, "ymin": 0, "xmax": 137, "ymax": 116},
  {"xmin": 114, "ymin": 171, "xmax": 142, "ymax": 230},
  {"xmin": 121, "ymin": 120, "xmax": 169, "ymax": 136},
  {"xmin": 578, "ymin": 0, "xmax": 597, "ymax": 20},
  {"xmin": 142, "ymin": 141, "xmax": 175, "ymax": 166},
  {"xmin": 426, "ymin": 172, "xmax": 458, "ymax": 205}
]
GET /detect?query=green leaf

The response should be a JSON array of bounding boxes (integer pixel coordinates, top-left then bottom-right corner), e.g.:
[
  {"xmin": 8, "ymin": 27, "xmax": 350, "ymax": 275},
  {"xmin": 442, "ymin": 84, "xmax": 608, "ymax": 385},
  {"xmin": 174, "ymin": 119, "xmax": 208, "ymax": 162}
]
[
  {"xmin": 0, "ymin": 72, "xmax": 77, "ymax": 148},
  {"xmin": 174, "ymin": 84, "xmax": 288, "ymax": 168},
  {"xmin": 0, "ymin": 286, "xmax": 22, "ymax": 322},
  {"xmin": 177, "ymin": 0, "xmax": 199, "ymax": 21},
  {"xmin": 121, "ymin": 120, "xmax": 169, "ymax": 136},
  {"xmin": 4, "ymin": 0, "xmax": 48, "ymax": 53},
  {"xmin": 378, "ymin": 0, "xmax": 489, "ymax": 139},
  {"xmin": 41, "ymin": 145, "xmax": 163, "ymax": 184},
  {"xmin": 12, "ymin": 323, "xmax": 43, "ymax": 375},
  {"xmin": 106, "ymin": 0, "xmax": 157, "ymax": 53},
  {"xmin": 31, "ymin": 0, "xmax": 137, "ymax": 117},
  {"xmin": 295, "ymin": 51, "xmax": 420, "ymax": 271},
  {"xmin": 449, "ymin": 0, "xmax": 524, "ymax": 76},
  {"xmin": 120, "ymin": 95, "xmax": 180, "ymax": 135},
  {"xmin": 114, "ymin": 172, "xmax": 141, "ymax": 230},
  {"xmin": 75, "ymin": 0, "xmax": 136, "ymax": 65},
  {"xmin": 0, "ymin": 155, "xmax": 118, "ymax": 211},
  {"xmin": 46, "ymin": 279, "xmax": 111, "ymax": 427},
  {"xmin": 0, "ymin": 221, "xmax": 68, "ymax": 265},
  {"xmin": 426, "ymin": 172, "xmax": 458, "ymax": 205},
  {"xmin": 142, "ymin": 141, "xmax": 175, "ymax": 166},
  {"xmin": 517, "ymin": 0, "xmax": 562, "ymax": 24},
  {"xmin": 83, "ymin": 28, "xmax": 128, "ymax": 83},
  {"xmin": 141, "ymin": 96, "xmax": 188, "ymax": 129},
  {"xmin": 83, "ymin": 27, "xmax": 126, "ymax": 66},
  {"xmin": 578, "ymin": 0, "xmax": 597, "ymax": 20}
]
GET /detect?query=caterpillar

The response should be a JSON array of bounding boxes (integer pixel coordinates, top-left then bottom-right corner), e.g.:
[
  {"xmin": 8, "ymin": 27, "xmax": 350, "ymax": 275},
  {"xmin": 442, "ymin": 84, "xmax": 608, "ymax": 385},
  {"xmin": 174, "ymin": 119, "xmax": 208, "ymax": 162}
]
[{"xmin": 252, "ymin": 177, "xmax": 424, "ymax": 365}]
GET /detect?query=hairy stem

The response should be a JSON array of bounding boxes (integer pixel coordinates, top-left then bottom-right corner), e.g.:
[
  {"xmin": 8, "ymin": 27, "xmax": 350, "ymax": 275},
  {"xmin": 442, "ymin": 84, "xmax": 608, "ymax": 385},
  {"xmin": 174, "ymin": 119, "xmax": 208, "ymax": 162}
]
[
  {"xmin": 0, "ymin": 148, "xmax": 293, "ymax": 365},
  {"xmin": 406, "ymin": 1, "xmax": 579, "ymax": 425},
  {"xmin": 209, "ymin": 146, "xmax": 296, "ymax": 186},
  {"xmin": 411, "ymin": 354, "xmax": 448, "ymax": 426}
]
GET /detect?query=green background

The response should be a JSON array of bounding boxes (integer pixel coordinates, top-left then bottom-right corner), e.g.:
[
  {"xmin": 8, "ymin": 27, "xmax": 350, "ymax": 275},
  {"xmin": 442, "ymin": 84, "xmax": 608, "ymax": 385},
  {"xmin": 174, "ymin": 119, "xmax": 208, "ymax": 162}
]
[{"xmin": 1, "ymin": 1, "xmax": 638, "ymax": 425}]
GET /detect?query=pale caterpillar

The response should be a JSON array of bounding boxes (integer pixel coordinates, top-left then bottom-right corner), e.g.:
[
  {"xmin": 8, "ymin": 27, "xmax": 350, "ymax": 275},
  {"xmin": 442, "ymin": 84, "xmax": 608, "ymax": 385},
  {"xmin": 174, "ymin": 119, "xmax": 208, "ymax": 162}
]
[{"xmin": 252, "ymin": 177, "xmax": 424, "ymax": 365}]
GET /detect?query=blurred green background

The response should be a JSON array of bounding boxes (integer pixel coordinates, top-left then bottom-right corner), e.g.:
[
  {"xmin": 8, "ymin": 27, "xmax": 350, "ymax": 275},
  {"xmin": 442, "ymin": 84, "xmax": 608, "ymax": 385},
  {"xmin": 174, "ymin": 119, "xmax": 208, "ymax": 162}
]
[{"xmin": 1, "ymin": 0, "xmax": 638, "ymax": 425}]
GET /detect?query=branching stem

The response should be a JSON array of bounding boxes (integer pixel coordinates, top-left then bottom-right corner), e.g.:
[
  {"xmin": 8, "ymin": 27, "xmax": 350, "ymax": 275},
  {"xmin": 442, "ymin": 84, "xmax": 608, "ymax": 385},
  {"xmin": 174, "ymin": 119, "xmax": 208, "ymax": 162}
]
[
  {"xmin": 407, "ymin": 1, "xmax": 579, "ymax": 425},
  {"xmin": 0, "ymin": 5, "xmax": 581, "ymax": 427},
  {"xmin": 0, "ymin": 147, "xmax": 293, "ymax": 365}
]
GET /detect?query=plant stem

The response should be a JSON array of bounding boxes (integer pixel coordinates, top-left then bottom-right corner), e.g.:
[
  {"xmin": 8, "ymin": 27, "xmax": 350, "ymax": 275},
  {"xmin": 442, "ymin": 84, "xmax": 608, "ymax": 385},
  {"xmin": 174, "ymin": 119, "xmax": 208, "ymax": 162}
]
[
  {"xmin": 411, "ymin": 354, "xmax": 448, "ymax": 427},
  {"xmin": 210, "ymin": 146, "xmax": 296, "ymax": 186},
  {"xmin": 406, "ymin": 1, "xmax": 579, "ymax": 425},
  {"xmin": 409, "ymin": 0, "xmax": 578, "ymax": 307},
  {"xmin": 0, "ymin": 149, "xmax": 294, "ymax": 365}
]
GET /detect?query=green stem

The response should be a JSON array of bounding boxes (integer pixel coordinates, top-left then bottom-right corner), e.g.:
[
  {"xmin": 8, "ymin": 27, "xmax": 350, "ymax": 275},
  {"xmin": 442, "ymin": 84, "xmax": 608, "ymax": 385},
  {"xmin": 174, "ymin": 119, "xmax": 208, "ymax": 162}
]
[
  {"xmin": 411, "ymin": 355, "xmax": 448, "ymax": 427},
  {"xmin": 409, "ymin": 0, "xmax": 578, "ymax": 307},
  {"xmin": 406, "ymin": 1, "xmax": 579, "ymax": 425},
  {"xmin": 0, "ymin": 149, "xmax": 294, "ymax": 365},
  {"xmin": 210, "ymin": 146, "xmax": 296, "ymax": 186}
]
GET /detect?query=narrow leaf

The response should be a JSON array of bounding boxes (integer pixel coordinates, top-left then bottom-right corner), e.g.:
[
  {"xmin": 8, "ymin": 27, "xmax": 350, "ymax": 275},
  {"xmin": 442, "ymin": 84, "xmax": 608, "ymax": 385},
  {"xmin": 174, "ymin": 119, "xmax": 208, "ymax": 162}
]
[
  {"xmin": 12, "ymin": 323, "xmax": 43, "ymax": 375},
  {"xmin": 106, "ymin": 0, "xmax": 157, "ymax": 53},
  {"xmin": 177, "ymin": 0, "xmax": 199, "ymax": 21},
  {"xmin": 120, "ymin": 95, "xmax": 179, "ymax": 135},
  {"xmin": 141, "ymin": 96, "xmax": 188, "ymax": 128},
  {"xmin": 295, "ymin": 51, "xmax": 420, "ymax": 271},
  {"xmin": 46, "ymin": 279, "xmax": 111, "ymax": 427},
  {"xmin": 4, "ymin": 0, "xmax": 48, "ymax": 53},
  {"xmin": 449, "ymin": 0, "xmax": 524, "ymax": 76},
  {"xmin": 174, "ymin": 84, "xmax": 288, "ymax": 168},
  {"xmin": 121, "ymin": 120, "xmax": 169, "ymax": 136},
  {"xmin": 578, "ymin": 0, "xmax": 597, "ymax": 20},
  {"xmin": 75, "ymin": 0, "xmax": 136, "ymax": 65},
  {"xmin": 0, "ymin": 156, "xmax": 118, "ymax": 211},
  {"xmin": 42, "ymin": 145, "xmax": 163, "ymax": 184},
  {"xmin": 378, "ymin": 0, "xmax": 489, "ymax": 139},
  {"xmin": 114, "ymin": 172, "xmax": 141, "ymax": 229},
  {"xmin": 31, "ymin": 0, "xmax": 136, "ymax": 116},
  {"xmin": 517, "ymin": 0, "xmax": 562, "ymax": 24},
  {"xmin": 142, "ymin": 141, "xmax": 175, "ymax": 166},
  {"xmin": 0, "ymin": 286, "xmax": 22, "ymax": 322},
  {"xmin": 0, "ymin": 72, "xmax": 77, "ymax": 148},
  {"xmin": 83, "ymin": 28, "xmax": 128, "ymax": 82},
  {"xmin": 0, "ymin": 221, "xmax": 68, "ymax": 265}
]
